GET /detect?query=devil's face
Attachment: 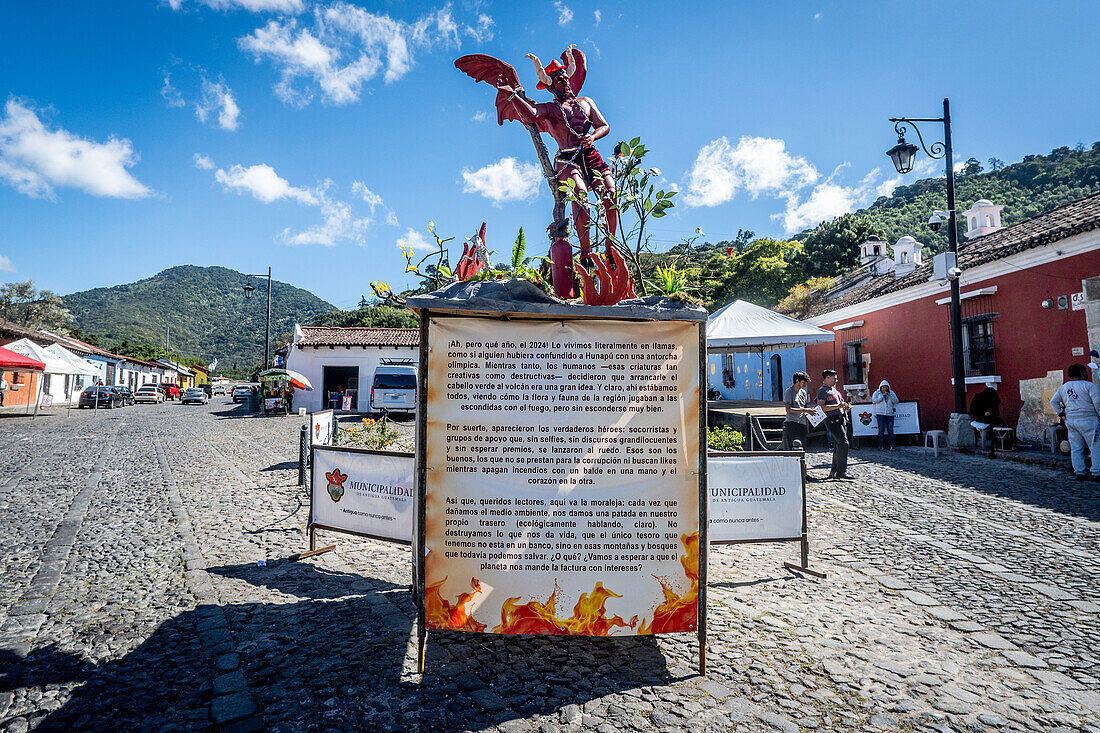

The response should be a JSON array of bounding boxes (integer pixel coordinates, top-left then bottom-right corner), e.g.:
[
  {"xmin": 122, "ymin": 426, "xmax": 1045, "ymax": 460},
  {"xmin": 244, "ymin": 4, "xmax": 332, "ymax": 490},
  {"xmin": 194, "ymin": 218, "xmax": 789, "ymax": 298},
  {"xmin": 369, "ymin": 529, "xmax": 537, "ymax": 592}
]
[{"xmin": 549, "ymin": 72, "xmax": 572, "ymax": 100}]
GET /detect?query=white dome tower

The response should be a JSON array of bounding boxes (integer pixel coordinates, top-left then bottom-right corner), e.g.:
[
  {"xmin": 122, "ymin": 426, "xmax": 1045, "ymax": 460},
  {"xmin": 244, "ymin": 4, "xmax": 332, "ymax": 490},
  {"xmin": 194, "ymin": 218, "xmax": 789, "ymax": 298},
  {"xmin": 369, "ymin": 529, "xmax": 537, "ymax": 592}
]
[
  {"xmin": 859, "ymin": 236, "xmax": 888, "ymax": 266},
  {"xmin": 963, "ymin": 198, "xmax": 1005, "ymax": 240},
  {"xmin": 892, "ymin": 236, "xmax": 922, "ymax": 278}
]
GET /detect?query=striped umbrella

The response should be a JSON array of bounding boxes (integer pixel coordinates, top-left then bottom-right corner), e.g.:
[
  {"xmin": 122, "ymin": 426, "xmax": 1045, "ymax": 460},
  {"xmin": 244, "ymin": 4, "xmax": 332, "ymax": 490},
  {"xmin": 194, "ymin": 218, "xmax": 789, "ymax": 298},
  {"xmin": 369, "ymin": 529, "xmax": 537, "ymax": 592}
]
[{"xmin": 259, "ymin": 368, "xmax": 314, "ymax": 390}]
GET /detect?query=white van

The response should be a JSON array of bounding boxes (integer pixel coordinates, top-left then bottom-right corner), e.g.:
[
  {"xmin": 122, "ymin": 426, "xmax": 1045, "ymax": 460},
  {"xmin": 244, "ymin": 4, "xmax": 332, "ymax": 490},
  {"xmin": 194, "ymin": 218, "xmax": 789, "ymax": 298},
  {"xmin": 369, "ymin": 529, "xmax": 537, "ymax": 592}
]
[{"xmin": 370, "ymin": 362, "xmax": 418, "ymax": 417}]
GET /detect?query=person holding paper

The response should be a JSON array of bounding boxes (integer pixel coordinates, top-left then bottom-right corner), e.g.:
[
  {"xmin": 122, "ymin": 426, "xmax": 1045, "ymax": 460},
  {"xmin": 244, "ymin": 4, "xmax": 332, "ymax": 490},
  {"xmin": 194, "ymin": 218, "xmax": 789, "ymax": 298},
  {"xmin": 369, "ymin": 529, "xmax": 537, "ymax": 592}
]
[
  {"xmin": 1050, "ymin": 363, "xmax": 1100, "ymax": 480},
  {"xmin": 817, "ymin": 369, "xmax": 852, "ymax": 479},
  {"xmin": 871, "ymin": 379, "xmax": 900, "ymax": 450},
  {"xmin": 782, "ymin": 371, "xmax": 815, "ymax": 450}
]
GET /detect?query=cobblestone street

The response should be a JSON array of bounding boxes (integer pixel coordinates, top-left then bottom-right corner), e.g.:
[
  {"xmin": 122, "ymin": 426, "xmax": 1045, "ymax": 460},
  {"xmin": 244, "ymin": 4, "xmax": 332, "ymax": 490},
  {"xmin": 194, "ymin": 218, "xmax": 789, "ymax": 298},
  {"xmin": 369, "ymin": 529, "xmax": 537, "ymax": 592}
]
[{"xmin": 0, "ymin": 400, "xmax": 1098, "ymax": 732}]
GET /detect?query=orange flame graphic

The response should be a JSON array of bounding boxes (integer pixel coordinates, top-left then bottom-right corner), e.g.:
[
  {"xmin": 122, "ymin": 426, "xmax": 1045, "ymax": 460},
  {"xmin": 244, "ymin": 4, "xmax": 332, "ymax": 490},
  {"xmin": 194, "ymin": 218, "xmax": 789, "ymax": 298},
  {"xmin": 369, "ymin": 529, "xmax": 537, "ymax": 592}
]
[
  {"xmin": 639, "ymin": 531, "xmax": 699, "ymax": 634},
  {"xmin": 492, "ymin": 582, "xmax": 639, "ymax": 636},
  {"xmin": 425, "ymin": 576, "xmax": 487, "ymax": 632}
]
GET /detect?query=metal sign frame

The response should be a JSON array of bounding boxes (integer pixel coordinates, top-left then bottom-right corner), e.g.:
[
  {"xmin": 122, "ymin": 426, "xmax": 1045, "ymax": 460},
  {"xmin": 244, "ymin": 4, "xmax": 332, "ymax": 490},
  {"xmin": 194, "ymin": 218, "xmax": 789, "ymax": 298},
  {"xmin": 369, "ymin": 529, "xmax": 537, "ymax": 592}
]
[
  {"xmin": 307, "ymin": 443, "xmax": 415, "ymax": 550},
  {"xmin": 414, "ymin": 311, "xmax": 709, "ymax": 676},
  {"xmin": 707, "ymin": 450, "xmax": 824, "ymax": 578}
]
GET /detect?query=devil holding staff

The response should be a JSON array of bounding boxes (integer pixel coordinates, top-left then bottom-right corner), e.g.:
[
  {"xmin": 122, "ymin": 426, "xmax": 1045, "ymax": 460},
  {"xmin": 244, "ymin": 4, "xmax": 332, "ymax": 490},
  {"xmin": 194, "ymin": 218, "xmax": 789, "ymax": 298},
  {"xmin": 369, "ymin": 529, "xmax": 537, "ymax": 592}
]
[{"xmin": 456, "ymin": 46, "xmax": 634, "ymax": 302}]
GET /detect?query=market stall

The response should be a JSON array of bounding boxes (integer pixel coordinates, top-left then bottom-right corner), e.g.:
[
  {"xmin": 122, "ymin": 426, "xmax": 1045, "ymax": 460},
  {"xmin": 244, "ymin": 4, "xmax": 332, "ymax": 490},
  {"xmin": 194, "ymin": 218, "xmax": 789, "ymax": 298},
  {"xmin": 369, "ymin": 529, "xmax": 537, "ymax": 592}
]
[
  {"xmin": 258, "ymin": 368, "xmax": 313, "ymax": 416},
  {"xmin": 0, "ymin": 344, "xmax": 47, "ymax": 416}
]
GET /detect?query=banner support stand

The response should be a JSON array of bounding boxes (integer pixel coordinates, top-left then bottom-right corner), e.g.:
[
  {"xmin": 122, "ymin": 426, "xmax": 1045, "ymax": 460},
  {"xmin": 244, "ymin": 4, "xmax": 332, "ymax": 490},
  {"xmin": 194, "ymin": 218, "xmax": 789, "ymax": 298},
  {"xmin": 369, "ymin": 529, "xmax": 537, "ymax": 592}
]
[
  {"xmin": 415, "ymin": 314, "xmax": 430, "ymax": 676},
  {"xmin": 782, "ymin": 454, "xmax": 826, "ymax": 579},
  {"xmin": 697, "ymin": 322, "xmax": 708, "ymax": 677}
]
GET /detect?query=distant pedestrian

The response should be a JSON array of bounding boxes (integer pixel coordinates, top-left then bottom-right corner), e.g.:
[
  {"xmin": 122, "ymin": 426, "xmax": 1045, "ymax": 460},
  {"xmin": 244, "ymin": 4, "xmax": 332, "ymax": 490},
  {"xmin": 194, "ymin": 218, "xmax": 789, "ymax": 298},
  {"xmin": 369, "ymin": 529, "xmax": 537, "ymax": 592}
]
[
  {"xmin": 871, "ymin": 379, "xmax": 900, "ymax": 450},
  {"xmin": 817, "ymin": 369, "xmax": 852, "ymax": 479},
  {"xmin": 1050, "ymin": 363, "xmax": 1100, "ymax": 481},
  {"xmin": 0, "ymin": 373, "xmax": 7, "ymax": 407},
  {"xmin": 781, "ymin": 371, "xmax": 814, "ymax": 450}
]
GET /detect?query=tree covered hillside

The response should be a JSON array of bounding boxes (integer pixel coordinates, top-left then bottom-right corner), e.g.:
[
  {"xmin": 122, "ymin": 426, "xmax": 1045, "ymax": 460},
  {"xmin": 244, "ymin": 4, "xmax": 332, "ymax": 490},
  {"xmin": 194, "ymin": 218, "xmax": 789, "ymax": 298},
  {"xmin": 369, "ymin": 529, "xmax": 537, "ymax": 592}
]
[{"xmin": 63, "ymin": 265, "xmax": 336, "ymax": 371}]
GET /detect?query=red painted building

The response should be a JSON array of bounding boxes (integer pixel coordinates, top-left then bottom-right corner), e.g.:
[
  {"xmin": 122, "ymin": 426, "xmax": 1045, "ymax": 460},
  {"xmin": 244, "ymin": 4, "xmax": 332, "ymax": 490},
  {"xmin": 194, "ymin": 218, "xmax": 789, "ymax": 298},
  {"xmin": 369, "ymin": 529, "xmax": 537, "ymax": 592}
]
[{"xmin": 801, "ymin": 193, "xmax": 1100, "ymax": 439}]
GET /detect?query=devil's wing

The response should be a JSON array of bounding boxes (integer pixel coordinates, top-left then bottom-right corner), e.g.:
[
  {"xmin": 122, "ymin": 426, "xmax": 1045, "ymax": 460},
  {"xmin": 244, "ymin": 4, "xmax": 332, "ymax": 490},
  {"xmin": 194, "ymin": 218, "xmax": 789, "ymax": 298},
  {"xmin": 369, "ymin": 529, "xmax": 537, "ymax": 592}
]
[
  {"xmin": 455, "ymin": 54, "xmax": 519, "ymax": 88},
  {"xmin": 565, "ymin": 47, "xmax": 587, "ymax": 95},
  {"xmin": 455, "ymin": 54, "xmax": 532, "ymax": 126}
]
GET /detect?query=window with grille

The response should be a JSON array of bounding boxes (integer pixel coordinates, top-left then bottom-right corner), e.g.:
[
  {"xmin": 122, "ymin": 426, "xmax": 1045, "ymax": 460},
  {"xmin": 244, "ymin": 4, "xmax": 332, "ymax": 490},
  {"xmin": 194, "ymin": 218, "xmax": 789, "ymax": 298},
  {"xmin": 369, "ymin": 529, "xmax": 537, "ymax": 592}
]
[
  {"xmin": 721, "ymin": 353, "xmax": 735, "ymax": 386},
  {"xmin": 963, "ymin": 317, "xmax": 996, "ymax": 376},
  {"xmin": 843, "ymin": 340, "xmax": 865, "ymax": 384}
]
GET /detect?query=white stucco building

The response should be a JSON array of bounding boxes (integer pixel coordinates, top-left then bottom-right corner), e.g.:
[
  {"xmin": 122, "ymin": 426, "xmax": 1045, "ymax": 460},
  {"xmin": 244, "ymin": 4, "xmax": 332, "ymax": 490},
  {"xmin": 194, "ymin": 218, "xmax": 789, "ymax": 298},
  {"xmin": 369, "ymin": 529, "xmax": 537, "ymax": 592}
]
[{"xmin": 285, "ymin": 325, "xmax": 420, "ymax": 413}]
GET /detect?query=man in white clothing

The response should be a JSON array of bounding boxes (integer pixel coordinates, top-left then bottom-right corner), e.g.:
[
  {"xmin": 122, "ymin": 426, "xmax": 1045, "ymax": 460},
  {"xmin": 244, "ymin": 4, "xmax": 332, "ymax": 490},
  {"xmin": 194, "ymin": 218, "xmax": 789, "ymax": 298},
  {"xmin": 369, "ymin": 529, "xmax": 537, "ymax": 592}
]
[
  {"xmin": 1050, "ymin": 363, "xmax": 1100, "ymax": 480},
  {"xmin": 0, "ymin": 373, "xmax": 7, "ymax": 406}
]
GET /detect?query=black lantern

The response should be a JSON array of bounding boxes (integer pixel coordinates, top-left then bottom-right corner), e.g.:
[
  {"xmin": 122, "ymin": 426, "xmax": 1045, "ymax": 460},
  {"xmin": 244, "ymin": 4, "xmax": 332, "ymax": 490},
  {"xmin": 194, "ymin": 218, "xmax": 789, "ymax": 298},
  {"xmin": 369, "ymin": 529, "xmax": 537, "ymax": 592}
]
[
  {"xmin": 887, "ymin": 136, "xmax": 919, "ymax": 174},
  {"xmin": 243, "ymin": 281, "xmax": 255, "ymax": 299}
]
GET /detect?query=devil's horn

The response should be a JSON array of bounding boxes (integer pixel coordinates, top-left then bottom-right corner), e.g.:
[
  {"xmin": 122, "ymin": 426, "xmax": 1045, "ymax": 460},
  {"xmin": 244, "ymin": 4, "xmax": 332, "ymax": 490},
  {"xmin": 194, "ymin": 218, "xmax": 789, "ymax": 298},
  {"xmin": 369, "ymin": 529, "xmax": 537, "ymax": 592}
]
[
  {"xmin": 564, "ymin": 45, "xmax": 577, "ymax": 77},
  {"xmin": 525, "ymin": 53, "xmax": 552, "ymax": 88}
]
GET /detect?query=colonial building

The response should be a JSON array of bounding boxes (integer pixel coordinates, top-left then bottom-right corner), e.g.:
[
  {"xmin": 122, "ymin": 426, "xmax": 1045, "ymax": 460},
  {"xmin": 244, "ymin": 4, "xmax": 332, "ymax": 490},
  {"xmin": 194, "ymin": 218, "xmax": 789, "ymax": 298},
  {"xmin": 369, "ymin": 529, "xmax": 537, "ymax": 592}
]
[
  {"xmin": 801, "ymin": 192, "xmax": 1100, "ymax": 441},
  {"xmin": 285, "ymin": 325, "xmax": 419, "ymax": 413}
]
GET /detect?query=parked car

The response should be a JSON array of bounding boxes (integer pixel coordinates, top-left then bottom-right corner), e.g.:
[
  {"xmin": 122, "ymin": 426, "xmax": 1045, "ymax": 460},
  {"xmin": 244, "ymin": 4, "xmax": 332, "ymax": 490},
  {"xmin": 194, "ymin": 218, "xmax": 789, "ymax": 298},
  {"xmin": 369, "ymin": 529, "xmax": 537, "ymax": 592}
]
[
  {"xmin": 79, "ymin": 386, "xmax": 120, "ymax": 409},
  {"xmin": 213, "ymin": 384, "xmax": 226, "ymax": 395},
  {"xmin": 369, "ymin": 364, "xmax": 417, "ymax": 416},
  {"xmin": 134, "ymin": 385, "xmax": 165, "ymax": 403},
  {"xmin": 111, "ymin": 385, "xmax": 135, "ymax": 406},
  {"xmin": 232, "ymin": 385, "xmax": 253, "ymax": 403},
  {"xmin": 200, "ymin": 383, "xmax": 213, "ymax": 397},
  {"xmin": 181, "ymin": 387, "xmax": 209, "ymax": 405},
  {"xmin": 163, "ymin": 384, "xmax": 181, "ymax": 400}
]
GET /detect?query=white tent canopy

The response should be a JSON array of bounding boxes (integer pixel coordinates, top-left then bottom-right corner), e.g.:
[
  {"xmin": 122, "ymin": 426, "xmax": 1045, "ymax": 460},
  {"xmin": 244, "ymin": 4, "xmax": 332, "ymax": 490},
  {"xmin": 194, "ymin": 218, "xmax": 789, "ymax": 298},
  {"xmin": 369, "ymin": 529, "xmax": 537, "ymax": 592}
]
[
  {"xmin": 4, "ymin": 338, "xmax": 74, "ymax": 374},
  {"xmin": 44, "ymin": 343, "xmax": 101, "ymax": 377},
  {"xmin": 707, "ymin": 300, "xmax": 833, "ymax": 353}
]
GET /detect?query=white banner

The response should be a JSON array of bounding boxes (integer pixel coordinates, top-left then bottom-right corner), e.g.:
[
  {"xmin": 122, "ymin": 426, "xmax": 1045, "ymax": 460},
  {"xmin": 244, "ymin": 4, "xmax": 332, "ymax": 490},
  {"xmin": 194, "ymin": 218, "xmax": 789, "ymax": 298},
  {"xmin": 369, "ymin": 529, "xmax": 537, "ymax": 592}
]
[
  {"xmin": 709, "ymin": 453, "xmax": 803, "ymax": 542},
  {"xmin": 424, "ymin": 317, "xmax": 701, "ymax": 636},
  {"xmin": 851, "ymin": 401, "xmax": 921, "ymax": 436},
  {"xmin": 310, "ymin": 409, "xmax": 335, "ymax": 446},
  {"xmin": 312, "ymin": 447, "xmax": 414, "ymax": 544}
]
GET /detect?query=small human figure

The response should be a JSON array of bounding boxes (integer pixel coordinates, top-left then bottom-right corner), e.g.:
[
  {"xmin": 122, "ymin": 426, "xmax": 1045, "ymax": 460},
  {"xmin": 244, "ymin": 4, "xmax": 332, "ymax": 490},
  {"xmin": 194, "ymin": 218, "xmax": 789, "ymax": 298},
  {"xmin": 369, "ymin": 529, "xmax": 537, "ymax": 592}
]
[
  {"xmin": 781, "ymin": 371, "xmax": 814, "ymax": 450},
  {"xmin": 1050, "ymin": 363, "xmax": 1100, "ymax": 480},
  {"xmin": 871, "ymin": 379, "xmax": 900, "ymax": 450},
  {"xmin": 969, "ymin": 383, "xmax": 1005, "ymax": 427},
  {"xmin": 816, "ymin": 369, "xmax": 852, "ymax": 479},
  {"xmin": 0, "ymin": 372, "xmax": 7, "ymax": 407}
]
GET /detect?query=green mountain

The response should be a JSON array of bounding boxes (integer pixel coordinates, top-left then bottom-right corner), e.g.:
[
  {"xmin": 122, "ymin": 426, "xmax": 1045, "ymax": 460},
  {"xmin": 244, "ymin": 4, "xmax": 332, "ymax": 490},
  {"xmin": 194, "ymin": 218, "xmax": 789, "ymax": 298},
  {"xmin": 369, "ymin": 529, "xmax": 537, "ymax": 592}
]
[
  {"xmin": 793, "ymin": 141, "xmax": 1100, "ymax": 278},
  {"xmin": 63, "ymin": 265, "xmax": 336, "ymax": 371}
]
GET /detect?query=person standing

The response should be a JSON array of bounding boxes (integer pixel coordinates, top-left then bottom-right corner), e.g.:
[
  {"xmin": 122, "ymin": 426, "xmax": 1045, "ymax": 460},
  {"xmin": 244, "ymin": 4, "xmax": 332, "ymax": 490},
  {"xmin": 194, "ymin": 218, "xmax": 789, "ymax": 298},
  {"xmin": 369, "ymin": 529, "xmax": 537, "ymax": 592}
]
[
  {"xmin": 817, "ymin": 369, "xmax": 852, "ymax": 479},
  {"xmin": 1050, "ymin": 363, "xmax": 1100, "ymax": 480},
  {"xmin": 0, "ymin": 373, "xmax": 7, "ymax": 407},
  {"xmin": 782, "ymin": 371, "xmax": 814, "ymax": 450},
  {"xmin": 871, "ymin": 380, "xmax": 900, "ymax": 450}
]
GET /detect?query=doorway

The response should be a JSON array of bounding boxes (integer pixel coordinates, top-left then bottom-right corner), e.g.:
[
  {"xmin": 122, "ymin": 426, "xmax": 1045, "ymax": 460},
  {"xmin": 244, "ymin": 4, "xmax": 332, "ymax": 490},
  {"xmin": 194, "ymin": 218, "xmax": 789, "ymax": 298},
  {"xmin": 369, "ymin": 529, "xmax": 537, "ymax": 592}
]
[
  {"xmin": 769, "ymin": 354, "xmax": 782, "ymax": 401},
  {"xmin": 323, "ymin": 366, "xmax": 359, "ymax": 410}
]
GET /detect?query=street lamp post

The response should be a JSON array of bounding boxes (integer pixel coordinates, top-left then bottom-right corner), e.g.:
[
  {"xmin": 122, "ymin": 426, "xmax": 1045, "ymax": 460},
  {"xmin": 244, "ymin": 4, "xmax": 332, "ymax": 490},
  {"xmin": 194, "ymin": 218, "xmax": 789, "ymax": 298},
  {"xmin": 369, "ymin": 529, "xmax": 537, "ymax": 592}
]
[
  {"xmin": 244, "ymin": 267, "xmax": 273, "ymax": 369},
  {"xmin": 887, "ymin": 98, "xmax": 966, "ymax": 415}
]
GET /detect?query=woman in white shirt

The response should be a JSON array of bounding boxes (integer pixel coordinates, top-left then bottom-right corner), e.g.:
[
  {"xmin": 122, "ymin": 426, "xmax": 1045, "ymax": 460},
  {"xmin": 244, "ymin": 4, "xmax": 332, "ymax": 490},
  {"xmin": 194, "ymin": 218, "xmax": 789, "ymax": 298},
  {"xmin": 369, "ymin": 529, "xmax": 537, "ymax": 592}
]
[{"xmin": 871, "ymin": 379, "xmax": 900, "ymax": 450}]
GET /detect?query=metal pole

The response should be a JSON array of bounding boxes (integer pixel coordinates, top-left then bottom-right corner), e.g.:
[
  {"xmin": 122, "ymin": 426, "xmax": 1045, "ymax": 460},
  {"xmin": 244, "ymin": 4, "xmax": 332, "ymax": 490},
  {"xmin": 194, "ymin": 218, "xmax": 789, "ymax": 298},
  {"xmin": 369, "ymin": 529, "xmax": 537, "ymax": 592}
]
[
  {"xmin": 298, "ymin": 424, "xmax": 308, "ymax": 487},
  {"xmin": 943, "ymin": 98, "xmax": 966, "ymax": 414},
  {"xmin": 265, "ymin": 267, "xmax": 272, "ymax": 369},
  {"xmin": 697, "ymin": 323, "xmax": 708, "ymax": 676}
]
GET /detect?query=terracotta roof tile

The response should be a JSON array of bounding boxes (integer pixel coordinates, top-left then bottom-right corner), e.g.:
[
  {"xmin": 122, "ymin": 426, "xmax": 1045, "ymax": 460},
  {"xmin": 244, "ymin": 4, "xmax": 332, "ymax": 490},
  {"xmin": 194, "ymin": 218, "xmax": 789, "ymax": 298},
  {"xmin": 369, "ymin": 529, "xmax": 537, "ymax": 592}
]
[
  {"xmin": 296, "ymin": 326, "xmax": 420, "ymax": 347},
  {"xmin": 804, "ymin": 190, "xmax": 1100, "ymax": 319}
]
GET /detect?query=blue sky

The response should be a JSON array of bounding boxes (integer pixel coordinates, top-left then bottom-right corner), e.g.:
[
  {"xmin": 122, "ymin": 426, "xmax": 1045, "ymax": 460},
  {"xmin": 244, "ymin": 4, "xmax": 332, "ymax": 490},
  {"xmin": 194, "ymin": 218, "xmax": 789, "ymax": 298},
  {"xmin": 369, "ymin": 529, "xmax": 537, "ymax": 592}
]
[{"xmin": 2, "ymin": 0, "xmax": 1098, "ymax": 310}]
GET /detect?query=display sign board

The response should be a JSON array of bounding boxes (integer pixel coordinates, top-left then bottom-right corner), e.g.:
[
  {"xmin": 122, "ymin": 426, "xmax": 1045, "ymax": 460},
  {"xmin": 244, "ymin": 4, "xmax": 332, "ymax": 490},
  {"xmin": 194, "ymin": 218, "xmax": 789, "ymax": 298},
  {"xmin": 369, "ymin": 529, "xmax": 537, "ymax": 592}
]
[
  {"xmin": 423, "ymin": 317, "xmax": 701, "ymax": 637},
  {"xmin": 851, "ymin": 400, "xmax": 921, "ymax": 436},
  {"xmin": 310, "ymin": 445, "xmax": 414, "ymax": 544},
  {"xmin": 40, "ymin": 394, "xmax": 53, "ymax": 408},
  {"xmin": 310, "ymin": 409, "xmax": 335, "ymax": 446},
  {"xmin": 708, "ymin": 453, "xmax": 803, "ymax": 542}
]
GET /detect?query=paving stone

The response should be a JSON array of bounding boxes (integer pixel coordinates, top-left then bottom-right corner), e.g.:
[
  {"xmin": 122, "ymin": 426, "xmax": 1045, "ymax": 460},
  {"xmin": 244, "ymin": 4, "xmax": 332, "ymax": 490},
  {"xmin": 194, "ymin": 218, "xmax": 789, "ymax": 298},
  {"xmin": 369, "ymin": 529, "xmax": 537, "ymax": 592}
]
[
  {"xmin": 211, "ymin": 692, "xmax": 257, "ymax": 724},
  {"xmin": 925, "ymin": 606, "xmax": 967, "ymax": 622},
  {"xmin": 1001, "ymin": 651, "xmax": 1048, "ymax": 669},
  {"xmin": 978, "ymin": 712, "xmax": 1010, "ymax": 727},
  {"xmin": 970, "ymin": 633, "xmax": 1018, "ymax": 651},
  {"xmin": 900, "ymin": 590, "xmax": 940, "ymax": 607}
]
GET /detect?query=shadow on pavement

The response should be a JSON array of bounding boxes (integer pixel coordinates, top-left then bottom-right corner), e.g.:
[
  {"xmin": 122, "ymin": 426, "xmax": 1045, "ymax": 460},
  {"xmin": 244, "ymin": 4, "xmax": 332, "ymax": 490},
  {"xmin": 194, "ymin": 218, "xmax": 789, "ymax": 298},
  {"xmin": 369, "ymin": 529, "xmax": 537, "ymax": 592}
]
[
  {"xmin": 26, "ymin": 558, "xmax": 673, "ymax": 732},
  {"xmin": 845, "ymin": 447, "xmax": 1100, "ymax": 522},
  {"xmin": 260, "ymin": 460, "xmax": 298, "ymax": 472}
]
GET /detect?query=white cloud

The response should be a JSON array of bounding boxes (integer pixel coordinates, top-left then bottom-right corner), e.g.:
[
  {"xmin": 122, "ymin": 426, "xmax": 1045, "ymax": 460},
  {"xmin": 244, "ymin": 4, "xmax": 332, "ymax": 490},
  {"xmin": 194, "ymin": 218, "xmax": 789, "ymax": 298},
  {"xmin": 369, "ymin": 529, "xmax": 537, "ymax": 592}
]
[
  {"xmin": 813, "ymin": 12, "xmax": 822, "ymax": 20},
  {"xmin": 0, "ymin": 255, "xmax": 14, "ymax": 273},
  {"xmin": 397, "ymin": 227, "xmax": 435, "ymax": 253},
  {"xmin": 193, "ymin": 153, "xmax": 215, "ymax": 169},
  {"xmin": 195, "ymin": 77, "xmax": 241, "ymax": 131},
  {"xmin": 161, "ymin": 72, "xmax": 185, "ymax": 107},
  {"xmin": 282, "ymin": 194, "xmax": 370, "ymax": 246},
  {"xmin": 683, "ymin": 136, "xmax": 817, "ymax": 207},
  {"xmin": 352, "ymin": 181, "xmax": 398, "ymax": 226},
  {"xmin": 593, "ymin": 9, "xmax": 602, "ymax": 25},
  {"xmin": 554, "ymin": 1, "xmax": 573, "ymax": 25},
  {"xmin": 777, "ymin": 183, "xmax": 857, "ymax": 233},
  {"xmin": 241, "ymin": 3, "xmax": 489, "ymax": 106},
  {"xmin": 214, "ymin": 162, "xmax": 318, "ymax": 204},
  {"xmin": 0, "ymin": 98, "xmax": 151, "ymax": 200},
  {"xmin": 472, "ymin": 110, "xmax": 488, "ymax": 122},
  {"xmin": 168, "ymin": 0, "xmax": 305, "ymax": 13},
  {"xmin": 462, "ymin": 158, "xmax": 542, "ymax": 205}
]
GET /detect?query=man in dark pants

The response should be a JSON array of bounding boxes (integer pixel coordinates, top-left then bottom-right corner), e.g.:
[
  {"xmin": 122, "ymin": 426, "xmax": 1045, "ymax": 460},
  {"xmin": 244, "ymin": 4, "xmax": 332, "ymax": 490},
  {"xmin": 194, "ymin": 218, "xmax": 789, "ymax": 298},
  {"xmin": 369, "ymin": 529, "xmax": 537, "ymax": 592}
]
[
  {"xmin": 817, "ymin": 369, "xmax": 852, "ymax": 479},
  {"xmin": 782, "ymin": 371, "xmax": 813, "ymax": 450}
]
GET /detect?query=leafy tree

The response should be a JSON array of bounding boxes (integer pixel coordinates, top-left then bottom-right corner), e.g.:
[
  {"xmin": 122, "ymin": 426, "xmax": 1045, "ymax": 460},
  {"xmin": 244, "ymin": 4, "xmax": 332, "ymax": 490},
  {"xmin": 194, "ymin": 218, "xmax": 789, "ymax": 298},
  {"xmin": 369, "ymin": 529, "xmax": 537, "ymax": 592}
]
[
  {"xmin": 312, "ymin": 303, "xmax": 419, "ymax": 329},
  {"xmin": 703, "ymin": 237, "xmax": 805, "ymax": 311},
  {"xmin": 961, "ymin": 157, "xmax": 983, "ymax": 176},
  {"xmin": 0, "ymin": 281, "xmax": 71, "ymax": 330},
  {"xmin": 988, "ymin": 157, "xmax": 1005, "ymax": 171},
  {"xmin": 793, "ymin": 214, "xmax": 885, "ymax": 278}
]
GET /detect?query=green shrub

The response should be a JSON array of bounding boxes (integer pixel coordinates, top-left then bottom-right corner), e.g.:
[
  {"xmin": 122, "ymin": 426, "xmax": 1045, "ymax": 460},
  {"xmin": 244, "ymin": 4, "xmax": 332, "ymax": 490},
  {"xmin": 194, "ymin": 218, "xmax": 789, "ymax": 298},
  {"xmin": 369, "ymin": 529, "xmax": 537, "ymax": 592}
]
[{"xmin": 707, "ymin": 426, "xmax": 745, "ymax": 451}]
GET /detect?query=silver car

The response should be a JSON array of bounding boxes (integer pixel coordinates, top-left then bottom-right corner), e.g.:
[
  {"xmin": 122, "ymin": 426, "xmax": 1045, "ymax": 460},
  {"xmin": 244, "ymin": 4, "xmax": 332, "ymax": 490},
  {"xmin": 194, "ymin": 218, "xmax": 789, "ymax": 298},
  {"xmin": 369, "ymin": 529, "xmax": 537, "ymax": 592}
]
[{"xmin": 181, "ymin": 387, "xmax": 209, "ymax": 405}]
